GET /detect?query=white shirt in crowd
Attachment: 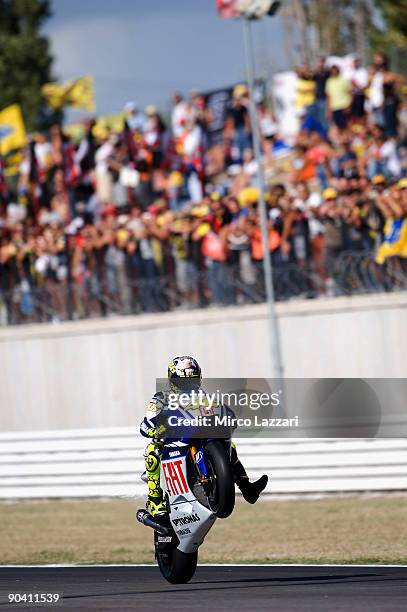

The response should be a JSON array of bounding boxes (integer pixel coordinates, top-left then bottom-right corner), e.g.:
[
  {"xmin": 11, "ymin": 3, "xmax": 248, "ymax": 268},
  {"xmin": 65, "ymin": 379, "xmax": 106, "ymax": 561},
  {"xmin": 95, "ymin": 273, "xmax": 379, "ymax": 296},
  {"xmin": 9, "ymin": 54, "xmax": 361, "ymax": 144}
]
[
  {"xmin": 348, "ymin": 66, "xmax": 369, "ymax": 91},
  {"xmin": 379, "ymin": 140, "xmax": 401, "ymax": 177},
  {"xmin": 293, "ymin": 192, "xmax": 325, "ymax": 238},
  {"xmin": 95, "ymin": 141, "xmax": 114, "ymax": 176},
  {"xmin": 243, "ymin": 159, "xmax": 258, "ymax": 177},
  {"xmin": 183, "ymin": 125, "xmax": 202, "ymax": 157},
  {"xmin": 34, "ymin": 141, "xmax": 52, "ymax": 169},
  {"xmin": 127, "ymin": 111, "xmax": 146, "ymax": 132},
  {"xmin": 259, "ymin": 114, "xmax": 278, "ymax": 138},
  {"xmin": 368, "ymin": 72, "xmax": 384, "ymax": 109},
  {"xmin": 172, "ymin": 101, "xmax": 191, "ymax": 138}
]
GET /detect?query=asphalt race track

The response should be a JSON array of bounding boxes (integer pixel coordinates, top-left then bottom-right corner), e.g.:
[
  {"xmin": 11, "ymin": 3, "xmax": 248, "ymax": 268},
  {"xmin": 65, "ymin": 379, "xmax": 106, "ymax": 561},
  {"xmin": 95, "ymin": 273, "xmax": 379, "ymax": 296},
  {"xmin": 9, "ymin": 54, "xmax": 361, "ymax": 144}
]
[{"xmin": 1, "ymin": 565, "xmax": 406, "ymax": 611}]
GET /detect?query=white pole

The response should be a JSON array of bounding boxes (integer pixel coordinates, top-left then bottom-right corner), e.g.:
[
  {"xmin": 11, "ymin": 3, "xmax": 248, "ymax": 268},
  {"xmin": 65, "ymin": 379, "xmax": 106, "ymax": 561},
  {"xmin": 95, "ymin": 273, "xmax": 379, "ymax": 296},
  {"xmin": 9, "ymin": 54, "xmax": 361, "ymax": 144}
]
[{"xmin": 242, "ymin": 16, "xmax": 284, "ymax": 380}]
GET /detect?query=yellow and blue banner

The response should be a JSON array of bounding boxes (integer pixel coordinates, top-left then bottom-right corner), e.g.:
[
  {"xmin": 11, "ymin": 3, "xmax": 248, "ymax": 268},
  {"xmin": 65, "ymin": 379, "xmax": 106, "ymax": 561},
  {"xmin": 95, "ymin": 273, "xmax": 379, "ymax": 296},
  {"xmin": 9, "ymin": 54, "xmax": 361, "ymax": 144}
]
[
  {"xmin": 0, "ymin": 104, "xmax": 27, "ymax": 155},
  {"xmin": 375, "ymin": 218, "xmax": 407, "ymax": 264}
]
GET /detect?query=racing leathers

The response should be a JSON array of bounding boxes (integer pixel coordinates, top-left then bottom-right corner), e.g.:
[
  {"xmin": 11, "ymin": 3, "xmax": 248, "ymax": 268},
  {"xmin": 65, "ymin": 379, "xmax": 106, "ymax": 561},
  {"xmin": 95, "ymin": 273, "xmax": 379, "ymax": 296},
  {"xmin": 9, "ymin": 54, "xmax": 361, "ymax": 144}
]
[{"xmin": 140, "ymin": 389, "xmax": 268, "ymax": 516}]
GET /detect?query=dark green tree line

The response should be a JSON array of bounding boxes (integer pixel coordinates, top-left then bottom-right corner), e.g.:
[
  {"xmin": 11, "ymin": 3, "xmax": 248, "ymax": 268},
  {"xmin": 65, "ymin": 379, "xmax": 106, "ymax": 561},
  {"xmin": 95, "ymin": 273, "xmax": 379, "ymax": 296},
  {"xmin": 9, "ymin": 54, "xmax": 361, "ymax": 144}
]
[
  {"xmin": 283, "ymin": 0, "xmax": 407, "ymax": 70},
  {"xmin": 0, "ymin": 0, "xmax": 55, "ymax": 131}
]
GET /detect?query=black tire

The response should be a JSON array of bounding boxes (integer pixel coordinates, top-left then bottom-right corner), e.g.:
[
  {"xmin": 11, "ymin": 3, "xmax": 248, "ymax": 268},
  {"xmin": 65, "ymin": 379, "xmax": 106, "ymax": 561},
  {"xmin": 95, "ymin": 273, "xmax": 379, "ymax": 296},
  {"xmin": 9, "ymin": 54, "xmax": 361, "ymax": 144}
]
[
  {"xmin": 155, "ymin": 538, "xmax": 198, "ymax": 584},
  {"xmin": 204, "ymin": 440, "xmax": 235, "ymax": 518}
]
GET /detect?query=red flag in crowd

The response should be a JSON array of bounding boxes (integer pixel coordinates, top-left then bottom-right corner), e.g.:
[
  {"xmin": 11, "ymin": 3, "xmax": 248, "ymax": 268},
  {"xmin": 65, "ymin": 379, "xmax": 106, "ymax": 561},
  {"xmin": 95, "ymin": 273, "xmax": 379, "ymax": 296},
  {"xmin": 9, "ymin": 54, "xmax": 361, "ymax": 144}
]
[
  {"xmin": 63, "ymin": 141, "xmax": 80, "ymax": 187},
  {"xmin": 216, "ymin": 0, "xmax": 240, "ymax": 19}
]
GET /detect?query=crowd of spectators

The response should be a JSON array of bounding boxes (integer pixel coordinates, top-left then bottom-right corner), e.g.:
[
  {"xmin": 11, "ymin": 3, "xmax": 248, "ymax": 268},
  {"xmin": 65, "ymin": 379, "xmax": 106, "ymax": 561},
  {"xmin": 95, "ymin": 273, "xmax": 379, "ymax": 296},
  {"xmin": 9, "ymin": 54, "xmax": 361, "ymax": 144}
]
[{"xmin": 1, "ymin": 51, "xmax": 406, "ymax": 324}]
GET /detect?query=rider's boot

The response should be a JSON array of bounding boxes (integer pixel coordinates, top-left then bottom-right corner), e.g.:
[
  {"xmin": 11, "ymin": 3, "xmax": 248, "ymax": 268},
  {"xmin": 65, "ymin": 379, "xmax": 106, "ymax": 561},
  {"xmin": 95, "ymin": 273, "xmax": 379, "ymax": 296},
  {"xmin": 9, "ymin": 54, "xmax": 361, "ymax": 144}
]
[
  {"xmin": 237, "ymin": 474, "xmax": 268, "ymax": 504},
  {"xmin": 230, "ymin": 442, "xmax": 269, "ymax": 504},
  {"xmin": 145, "ymin": 443, "xmax": 167, "ymax": 517},
  {"xmin": 146, "ymin": 495, "xmax": 167, "ymax": 517}
]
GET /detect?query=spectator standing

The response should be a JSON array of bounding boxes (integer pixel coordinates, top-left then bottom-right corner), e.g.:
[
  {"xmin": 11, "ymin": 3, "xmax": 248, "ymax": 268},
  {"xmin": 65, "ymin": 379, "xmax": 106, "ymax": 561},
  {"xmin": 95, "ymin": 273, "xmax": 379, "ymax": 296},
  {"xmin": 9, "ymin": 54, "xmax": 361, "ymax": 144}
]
[
  {"xmin": 347, "ymin": 57, "xmax": 369, "ymax": 121},
  {"xmin": 201, "ymin": 226, "xmax": 227, "ymax": 305},
  {"xmin": 124, "ymin": 101, "xmax": 146, "ymax": 133},
  {"xmin": 325, "ymin": 65, "xmax": 352, "ymax": 131},
  {"xmin": 378, "ymin": 53, "xmax": 403, "ymax": 138},
  {"xmin": 182, "ymin": 120, "xmax": 204, "ymax": 202},
  {"xmin": 191, "ymin": 91, "xmax": 213, "ymax": 152},
  {"xmin": 319, "ymin": 187, "xmax": 345, "ymax": 280},
  {"xmin": 171, "ymin": 93, "xmax": 191, "ymax": 139},
  {"xmin": 295, "ymin": 65, "xmax": 317, "ymax": 122},
  {"xmin": 313, "ymin": 57, "xmax": 330, "ymax": 130},
  {"xmin": 225, "ymin": 85, "xmax": 251, "ymax": 161},
  {"xmin": 144, "ymin": 105, "xmax": 167, "ymax": 168},
  {"xmin": 94, "ymin": 134, "xmax": 116, "ymax": 205}
]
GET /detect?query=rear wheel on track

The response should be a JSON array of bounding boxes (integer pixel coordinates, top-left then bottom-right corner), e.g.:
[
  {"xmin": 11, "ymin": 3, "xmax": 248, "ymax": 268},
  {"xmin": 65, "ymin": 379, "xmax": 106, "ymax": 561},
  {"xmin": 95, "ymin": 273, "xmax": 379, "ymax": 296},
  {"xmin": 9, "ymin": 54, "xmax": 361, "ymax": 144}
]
[{"xmin": 155, "ymin": 533, "xmax": 198, "ymax": 584}]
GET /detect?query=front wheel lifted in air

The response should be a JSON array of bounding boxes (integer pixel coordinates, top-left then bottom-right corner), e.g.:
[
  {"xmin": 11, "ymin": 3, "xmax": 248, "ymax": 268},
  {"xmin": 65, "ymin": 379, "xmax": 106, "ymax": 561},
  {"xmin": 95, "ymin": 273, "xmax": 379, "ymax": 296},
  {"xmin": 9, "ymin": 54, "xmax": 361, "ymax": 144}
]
[{"xmin": 203, "ymin": 440, "xmax": 235, "ymax": 518}]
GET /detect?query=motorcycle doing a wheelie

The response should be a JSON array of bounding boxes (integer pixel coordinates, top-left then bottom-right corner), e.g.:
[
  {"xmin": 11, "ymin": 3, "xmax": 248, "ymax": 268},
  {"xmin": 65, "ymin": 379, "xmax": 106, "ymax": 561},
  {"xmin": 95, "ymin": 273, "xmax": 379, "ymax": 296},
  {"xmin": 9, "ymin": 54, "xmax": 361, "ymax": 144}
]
[{"xmin": 137, "ymin": 411, "xmax": 236, "ymax": 584}]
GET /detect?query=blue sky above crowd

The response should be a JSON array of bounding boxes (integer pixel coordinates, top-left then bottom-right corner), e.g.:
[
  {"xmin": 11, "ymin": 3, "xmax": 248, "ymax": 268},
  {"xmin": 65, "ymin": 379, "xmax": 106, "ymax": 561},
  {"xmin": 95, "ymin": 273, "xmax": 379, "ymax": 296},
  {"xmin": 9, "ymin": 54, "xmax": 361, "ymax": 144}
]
[{"xmin": 44, "ymin": 0, "xmax": 287, "ymax": 120}]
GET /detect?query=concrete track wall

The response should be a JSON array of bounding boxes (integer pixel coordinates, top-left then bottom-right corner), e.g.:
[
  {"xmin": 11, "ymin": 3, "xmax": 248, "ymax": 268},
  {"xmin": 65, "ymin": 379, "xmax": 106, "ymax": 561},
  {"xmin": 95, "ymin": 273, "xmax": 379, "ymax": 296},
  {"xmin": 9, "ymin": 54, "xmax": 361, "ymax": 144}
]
[{"xmin": 0, "ymin": 293, "xmax": 406, "ymax": 431}]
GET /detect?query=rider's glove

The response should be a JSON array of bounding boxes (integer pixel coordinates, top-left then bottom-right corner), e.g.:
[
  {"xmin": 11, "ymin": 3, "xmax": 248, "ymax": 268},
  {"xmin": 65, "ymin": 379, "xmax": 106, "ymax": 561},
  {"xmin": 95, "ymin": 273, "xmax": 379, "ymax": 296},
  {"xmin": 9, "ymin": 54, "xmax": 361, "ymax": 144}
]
[{"xmin": 154, "ymin": 423, "xmax": 167, "ymax": 440}]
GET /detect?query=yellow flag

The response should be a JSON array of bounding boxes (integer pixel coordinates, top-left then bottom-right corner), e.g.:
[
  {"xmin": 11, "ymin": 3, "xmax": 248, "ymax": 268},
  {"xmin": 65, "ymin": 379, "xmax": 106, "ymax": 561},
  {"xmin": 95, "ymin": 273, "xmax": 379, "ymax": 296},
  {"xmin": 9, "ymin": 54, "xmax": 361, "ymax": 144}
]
[
  {"xmin": 0, "ymin": 104, "xmax": 27, "ymax": 155},
  {"xmin": 4, "ymin": 151, "xmax": 24, "ymax": 176},
  {"xmin": 68, "ymin": 76, "xmax": 95, "ymax": 112},
  {"xmin": 41, "ymin": 81, "xmax": 69, "ymax": 110},
  {"xmin": 42, "ymin": 76, "xmax": 95, "ymax": 112},
  {"xmin": 375, "ymin": 218, "xmax": 407, "ymax": 264},
  {"xmin": 64, "ymin": 112, "xmax": 125, "ymax": 143},
  {"xmin": 92, "ymin": 112, "xmax": 125, "ymax": 139}
]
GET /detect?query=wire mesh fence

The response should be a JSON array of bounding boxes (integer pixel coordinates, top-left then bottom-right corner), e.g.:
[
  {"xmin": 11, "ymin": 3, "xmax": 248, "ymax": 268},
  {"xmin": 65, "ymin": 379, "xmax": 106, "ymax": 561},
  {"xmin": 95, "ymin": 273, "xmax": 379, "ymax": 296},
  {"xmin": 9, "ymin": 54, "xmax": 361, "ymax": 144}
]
[{"xmin": 0, "ymin": 251, "xmax": 406, "ymax": 326}]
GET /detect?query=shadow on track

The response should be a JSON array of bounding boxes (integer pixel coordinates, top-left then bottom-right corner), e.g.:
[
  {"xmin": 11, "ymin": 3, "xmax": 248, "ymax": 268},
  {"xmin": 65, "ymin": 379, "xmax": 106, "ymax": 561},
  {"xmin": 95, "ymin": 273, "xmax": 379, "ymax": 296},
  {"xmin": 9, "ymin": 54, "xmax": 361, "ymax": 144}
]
[{"xmin": 51, "ymin": 571, "xmax": 404, "ymax": 602}]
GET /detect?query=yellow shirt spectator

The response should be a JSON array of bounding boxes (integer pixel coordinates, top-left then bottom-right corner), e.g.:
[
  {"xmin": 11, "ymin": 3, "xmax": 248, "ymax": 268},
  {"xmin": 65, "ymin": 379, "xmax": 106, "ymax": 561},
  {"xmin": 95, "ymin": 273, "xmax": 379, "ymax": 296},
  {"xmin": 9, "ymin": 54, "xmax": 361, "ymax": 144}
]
[
  {"xmin": 296, "ymin": 78, "xmax": 316, "ymax": 111},
  {"xmin": 325, "ymin": 75, "xmax": 352, "ymax": 111}
]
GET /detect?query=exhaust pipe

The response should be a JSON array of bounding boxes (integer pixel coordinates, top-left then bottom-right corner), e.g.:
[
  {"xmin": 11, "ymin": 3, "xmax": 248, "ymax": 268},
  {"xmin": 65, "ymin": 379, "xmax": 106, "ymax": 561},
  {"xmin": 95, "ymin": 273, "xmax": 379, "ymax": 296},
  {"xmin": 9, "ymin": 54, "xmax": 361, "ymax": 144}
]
[{"xmin": 136, "ymin": 509, "xmax": 171, "ymax": 536}]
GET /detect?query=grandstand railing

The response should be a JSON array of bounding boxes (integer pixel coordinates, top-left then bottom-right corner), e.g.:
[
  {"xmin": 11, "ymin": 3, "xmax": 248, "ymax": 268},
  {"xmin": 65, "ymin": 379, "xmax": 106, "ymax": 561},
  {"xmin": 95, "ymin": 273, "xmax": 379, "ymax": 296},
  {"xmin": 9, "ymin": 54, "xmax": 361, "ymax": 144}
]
[{"xmin": 0, "ymin": 250, "xmax": 406, "ymax": 326}]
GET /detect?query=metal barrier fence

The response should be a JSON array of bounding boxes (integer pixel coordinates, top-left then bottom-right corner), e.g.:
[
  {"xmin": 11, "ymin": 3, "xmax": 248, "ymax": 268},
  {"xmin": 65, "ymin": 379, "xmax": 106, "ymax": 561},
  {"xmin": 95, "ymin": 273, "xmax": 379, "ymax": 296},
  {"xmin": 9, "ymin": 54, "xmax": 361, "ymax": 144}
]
[
  {"xmin": 1, "ymin": 428, "xmax": 407, "ymax": 499},
  {"xmin": 1, "ymin": 251, "xmax": 406, "ymax": 326}
]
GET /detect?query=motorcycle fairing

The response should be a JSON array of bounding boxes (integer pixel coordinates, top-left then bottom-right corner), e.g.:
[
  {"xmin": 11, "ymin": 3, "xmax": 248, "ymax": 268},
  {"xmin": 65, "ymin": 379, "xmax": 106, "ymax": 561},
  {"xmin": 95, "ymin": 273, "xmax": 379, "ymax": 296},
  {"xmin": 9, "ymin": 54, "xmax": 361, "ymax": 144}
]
[{"xmin": 161, "ymin": 442, "xmax": 215, "ymax": 554}]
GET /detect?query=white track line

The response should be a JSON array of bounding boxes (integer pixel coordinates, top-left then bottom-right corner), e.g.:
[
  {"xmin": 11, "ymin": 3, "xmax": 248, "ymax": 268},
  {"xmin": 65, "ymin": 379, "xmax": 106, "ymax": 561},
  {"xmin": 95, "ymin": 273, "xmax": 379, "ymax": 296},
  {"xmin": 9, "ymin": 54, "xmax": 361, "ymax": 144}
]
[{"xmin": 1, "ymin": 563, "xmax": 407, "ymax": 568}]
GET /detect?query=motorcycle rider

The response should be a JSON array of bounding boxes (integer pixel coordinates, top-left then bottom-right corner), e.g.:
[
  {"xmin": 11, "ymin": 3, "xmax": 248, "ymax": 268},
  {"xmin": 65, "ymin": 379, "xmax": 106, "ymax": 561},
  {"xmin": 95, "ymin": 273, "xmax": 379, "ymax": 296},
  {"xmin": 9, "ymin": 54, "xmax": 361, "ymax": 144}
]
[{"xmin": 140, "ymin": 355, "xmax": 268, "ymax": 517}]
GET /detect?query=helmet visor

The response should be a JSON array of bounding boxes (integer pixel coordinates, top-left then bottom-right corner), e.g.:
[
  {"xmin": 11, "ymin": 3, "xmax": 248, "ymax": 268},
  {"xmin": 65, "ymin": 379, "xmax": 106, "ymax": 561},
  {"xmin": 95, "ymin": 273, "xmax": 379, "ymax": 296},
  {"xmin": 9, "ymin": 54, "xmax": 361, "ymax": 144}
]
[{"xmin": 172, "ymin": 377, "xmax": 201, "ymax": 393}]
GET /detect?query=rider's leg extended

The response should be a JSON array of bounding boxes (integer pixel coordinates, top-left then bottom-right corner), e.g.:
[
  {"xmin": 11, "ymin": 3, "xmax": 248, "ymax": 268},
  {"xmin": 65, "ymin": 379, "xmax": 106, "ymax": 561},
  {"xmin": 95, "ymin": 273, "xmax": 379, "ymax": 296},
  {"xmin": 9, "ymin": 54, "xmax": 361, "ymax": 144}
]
[
  {"xmin": 230, "ymin": 441, "xmax": 268, "ymax": 504},
  {"xmin": 145, "ymin": 442, "xmax": 167, "ymax": 517}
]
